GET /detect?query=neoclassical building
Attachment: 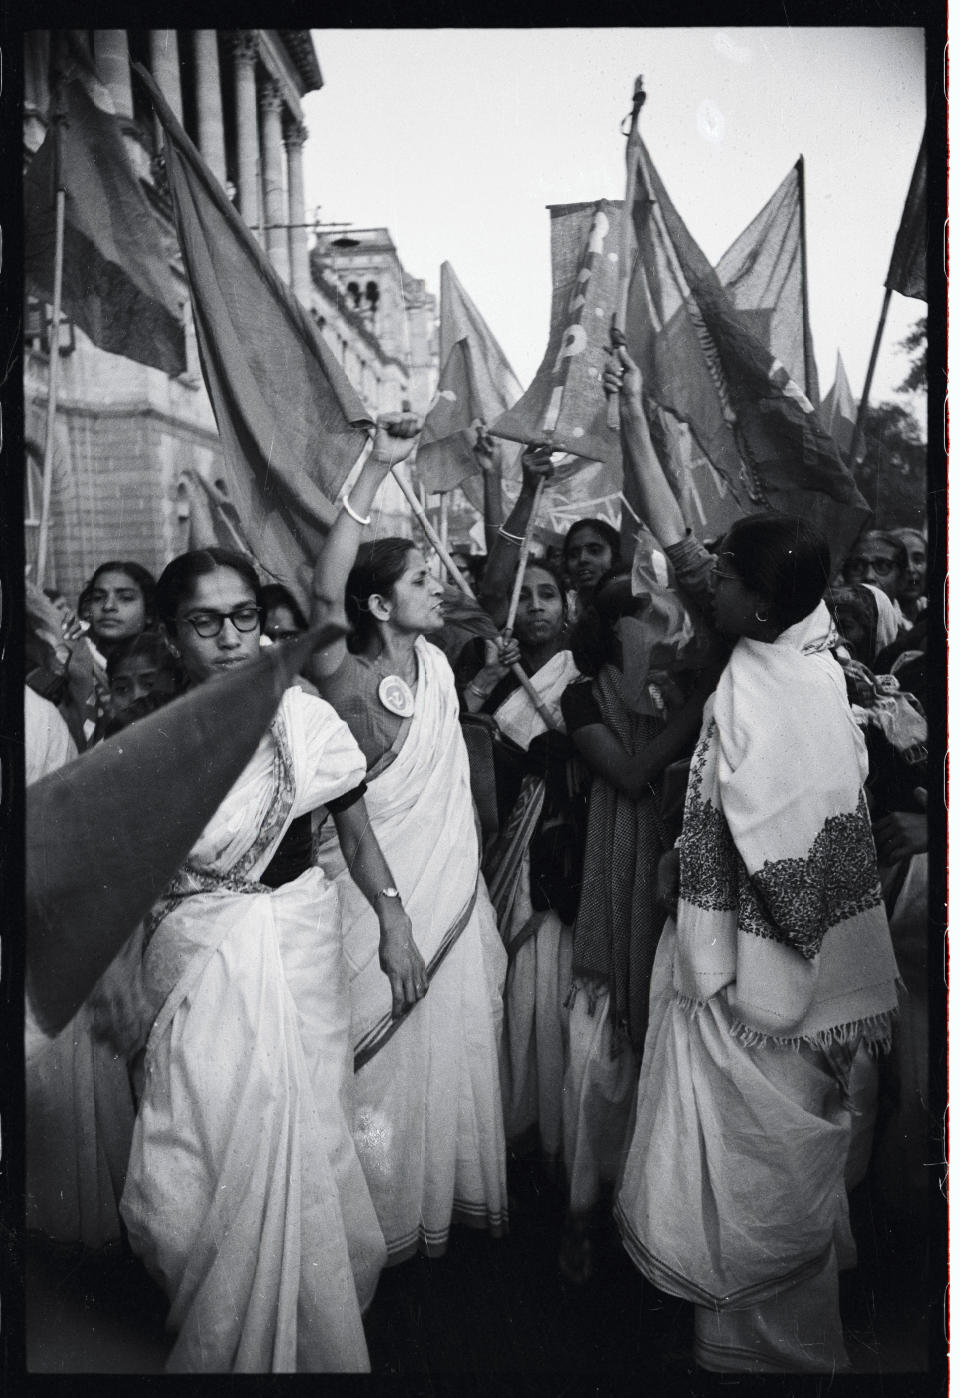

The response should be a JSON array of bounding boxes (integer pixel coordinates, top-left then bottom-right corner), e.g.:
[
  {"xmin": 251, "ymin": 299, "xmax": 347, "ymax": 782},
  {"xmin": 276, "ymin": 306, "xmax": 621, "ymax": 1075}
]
[{"xmin": 23, "ymin": 29, "xmax": 439, "ymax": 605}]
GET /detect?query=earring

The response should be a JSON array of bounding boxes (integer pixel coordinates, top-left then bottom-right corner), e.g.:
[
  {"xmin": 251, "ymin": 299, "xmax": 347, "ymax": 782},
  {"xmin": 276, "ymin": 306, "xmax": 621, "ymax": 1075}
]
[
  {"xmin": 167, "ymin": 643, "xmax": 181, "ymax": 659},
  {"xmin": 755, "ymin": 608, "xmax": 770, "ymax": 624}
]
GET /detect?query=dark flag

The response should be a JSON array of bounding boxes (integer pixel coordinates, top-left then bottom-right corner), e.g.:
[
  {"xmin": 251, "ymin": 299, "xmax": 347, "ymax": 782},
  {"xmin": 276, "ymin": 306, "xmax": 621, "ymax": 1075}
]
[
  {"xmin": 27, "ymin": 624, "xmax": 346, "ymax": 1036},
  {"xmin": 885, "ymin": 128, "xmax": 927, "ymax": 302},
  {"xmin": 24, "ymin": 35, "xmax": 186, "ymax": 375},
  {"xmin": 134, "ymin": 63, "xmax": 373, "ymax": 610},
  {"xmin": 624, "ymin": 140, "xmax": 869, "ymax": 569},
  {"xmin": 715, "ymin": 158, "xmax": 820, "ymax": 406}
]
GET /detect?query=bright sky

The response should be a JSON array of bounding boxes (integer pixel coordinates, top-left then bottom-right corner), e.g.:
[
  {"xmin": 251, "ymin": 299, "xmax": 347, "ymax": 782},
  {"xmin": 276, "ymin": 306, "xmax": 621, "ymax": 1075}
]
[{"xmin": 301, "ymin": 27, "xmax": 927, "ymax": 423}]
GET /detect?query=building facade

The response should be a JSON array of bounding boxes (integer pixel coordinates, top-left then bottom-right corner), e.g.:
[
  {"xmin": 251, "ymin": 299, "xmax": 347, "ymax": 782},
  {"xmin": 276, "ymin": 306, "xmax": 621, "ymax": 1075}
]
[{"xmin": 23, "ymin": 29, "xmax": 439, "ymax": 607}]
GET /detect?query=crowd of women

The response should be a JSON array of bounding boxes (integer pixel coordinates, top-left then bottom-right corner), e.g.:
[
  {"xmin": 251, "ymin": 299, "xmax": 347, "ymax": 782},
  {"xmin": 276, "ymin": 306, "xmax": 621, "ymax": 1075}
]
[{"xmin": 24, "ymin": 347, "xmax": 931, "ymax": 1374}]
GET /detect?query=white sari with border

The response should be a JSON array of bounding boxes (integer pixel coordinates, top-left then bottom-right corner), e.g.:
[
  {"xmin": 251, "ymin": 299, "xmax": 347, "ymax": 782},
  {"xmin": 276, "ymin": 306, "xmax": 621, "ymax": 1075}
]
[
  {"xmin": 615, "ymin": 605, "xmax": 900, "ymax": 1372},
  {"xmin": 316, "ymin": 637, "xmax": 509, "ymax": 1263},
  {"xmin": 120, "ymin": 687, "xmax": 386, "ymax": 1373}
]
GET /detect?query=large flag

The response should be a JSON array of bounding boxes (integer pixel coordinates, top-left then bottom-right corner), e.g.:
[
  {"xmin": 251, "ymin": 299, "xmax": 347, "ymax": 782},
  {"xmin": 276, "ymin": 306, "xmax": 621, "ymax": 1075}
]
[
  {"xmin": 417, "ymin": 262, "xmax": 524, "ymax": 504},
  {"xmin": 885, "ymin": 127, "xmax": 927, "ymax": 302},
  {"xmin": 623, "ymin": 139, "xmax": 869, "ymax": 568},
  {"xmin": 27, "ymin": 623, "xmax": 346, "ymax": 1035},
  {"xmin": 24, "ymin": 33, "xmax": 186, "ymax": 375},
  {"xmin": 819, "ymin": 352, "xmax": 859, "ymax": 461},
  {"xmin": 134, "ymin": 64, "xmax": 373, "ymax": 609},
  {"xmin": 714, "ymin": 158, "xmax": 820, "ymax": 406},
  {"xmin": 491, "ymin": 200, "xmax": 623, "ymax": 464}
]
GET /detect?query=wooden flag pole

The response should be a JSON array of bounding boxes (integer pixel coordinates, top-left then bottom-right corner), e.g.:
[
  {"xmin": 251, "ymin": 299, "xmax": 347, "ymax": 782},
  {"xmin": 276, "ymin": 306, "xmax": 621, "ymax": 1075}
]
[
  {"xmin": 391, "ymin": 464, "xmax": 559, "ymax": 729},
  {"xmin": 36, "ymin": 184, "xmax": 66, "ymax": 588},
  {"xmin": 607, "ymin": 75, "xmax": 646, "ymax": 430},
  {"xmin": 439, "ymin": 492, "xmax": 449, "ymax": 553},
  {"xmin": 847, "ymin": 287, "xmax": 892, "ymax": 471},
  {"xmin": 392, "ymin": 465, "xmax": 475, "ymax": 595},
  {"xmin": 502, "ymin": 475, "xmax": 546, "ymax": 636}
]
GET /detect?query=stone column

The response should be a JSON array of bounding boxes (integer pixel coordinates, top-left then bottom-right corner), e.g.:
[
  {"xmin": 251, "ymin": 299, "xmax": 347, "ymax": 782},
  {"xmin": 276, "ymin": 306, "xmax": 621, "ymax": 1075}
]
[
  {"xmin": 193, "ymin": 31, "xmax": 226, "ymax": 186},
  {"xmin": 149, "ymin": 30, "xmax": 183, "ymax": 122},
  {"xmin": 284, "ymin": 119, "xmax": 310, "ymax": 302},
  {"xmin": 259, "ymin": 79, "xmax": 289, "ymax": 282},
  {"xmin": 93, "ymin": 30, "xmax": 133, "ymax": 120},
  {"xmin": 232, "ymin": 31, "xmax": 260, "ymax": 235}
]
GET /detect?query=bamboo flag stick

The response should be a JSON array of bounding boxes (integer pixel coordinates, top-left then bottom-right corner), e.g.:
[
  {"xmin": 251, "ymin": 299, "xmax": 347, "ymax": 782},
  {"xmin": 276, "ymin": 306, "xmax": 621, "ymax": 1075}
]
[
  {"xmin": 607, "ymin": 75, "xmax": 646, "ymax": 430},
  {"xmin": 392, "ymin": 465, "xmax": 475, "ymax": 594},
  {"xmin": 847, "ymin": 287, "xmax": 892, "ymax": 471},
  {"xmin": 391, "ymin": 465, "xmax": 559, "ymax": 729},
  {"xmin": 36, "ymin": 183, "xmax": 66, "ymax": 588},
  {"xmin": 502, "ymin": 475, "xmax": 546, "ymax": 636}
]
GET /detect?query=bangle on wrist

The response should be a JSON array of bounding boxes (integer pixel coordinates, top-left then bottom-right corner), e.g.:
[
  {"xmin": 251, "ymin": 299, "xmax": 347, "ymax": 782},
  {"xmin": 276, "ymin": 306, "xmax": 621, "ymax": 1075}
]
[
  {"xmin": 467, "ymin": 680, "xmax": 491, "ymax": 700},
  {"xmin": 342, "ymin": 491, "xmax": 372, "ymax": 527},
  {"xmin": 498, "ymin": 526, "xmax": 524, "ymax": 544}
]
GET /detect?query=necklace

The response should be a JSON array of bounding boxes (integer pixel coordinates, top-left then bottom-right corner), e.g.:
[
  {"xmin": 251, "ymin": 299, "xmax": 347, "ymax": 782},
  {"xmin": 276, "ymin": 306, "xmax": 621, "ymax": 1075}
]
[{"xmin": 373, "ymin": 652, "xmax": 417, "ymax": 718}]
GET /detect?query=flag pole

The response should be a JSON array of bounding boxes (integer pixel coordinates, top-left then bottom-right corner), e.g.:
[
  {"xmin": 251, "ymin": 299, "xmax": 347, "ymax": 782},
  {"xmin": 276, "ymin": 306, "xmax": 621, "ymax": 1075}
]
[
  {"xmin": 36, "ymin": 90, "xmax": 67, "ymax": 588},
  {"xmin": 847, "ymin": 287, "xmax": 892, "ymax": 471},
  {"xmin": 392, "ymin": 464, "xmax": 477, "ymax": 596},
  {"xmin": 607, "ymin": 75, "xmax": 646, "ymax": 430},
  {"xmin": 797, "ymin": 156, "xmax": 817, "ymax": 403},
  {"xmin": 502, "ymin": 475, "xmax": 546, "ymax": 636},
  {"xmin": 390, "ymin": 464, "xmax": 558, "ymax": 728}
]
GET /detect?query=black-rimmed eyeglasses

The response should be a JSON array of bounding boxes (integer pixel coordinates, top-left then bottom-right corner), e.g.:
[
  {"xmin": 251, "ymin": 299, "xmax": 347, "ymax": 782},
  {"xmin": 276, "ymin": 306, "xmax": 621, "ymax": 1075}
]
[{"xmin": 181, "ymin": 606, "xmax": 262, "ymax": 638}]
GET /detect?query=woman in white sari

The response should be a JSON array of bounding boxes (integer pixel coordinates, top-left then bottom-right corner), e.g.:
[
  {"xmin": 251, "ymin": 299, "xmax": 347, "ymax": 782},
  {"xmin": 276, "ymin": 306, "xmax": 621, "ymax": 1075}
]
[
  {"xmin": 310, "ymin": 413, "xmax": 508, "ymax": 1264},
  {"xmin": 118, "ymin": 547, "xmax": 424, "ymax": 1373},
  {"xmin": 607, "ymin": 345, "xmax": 900, "ymax": 1372}
]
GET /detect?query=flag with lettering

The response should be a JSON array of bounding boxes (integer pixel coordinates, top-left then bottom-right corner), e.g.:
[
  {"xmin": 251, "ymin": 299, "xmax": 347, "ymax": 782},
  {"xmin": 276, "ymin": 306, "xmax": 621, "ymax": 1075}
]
[
  {"xmin": 623, "ymin": 140, "xmax": 869, "ymax": 568},
  {"xmin": 24, "ymin": 34, "xmax": 186, "ymax": 375},
  {"xmin": 417, "ymin": 262, "xmax": 523, "ymax": 504},
  {"xmin": 134, "ymin": 63, "xmax": 373, "ymax": 610},
  {"xmin": 491, "ymin": 200, "xmax": 623, "ymax": 464}
]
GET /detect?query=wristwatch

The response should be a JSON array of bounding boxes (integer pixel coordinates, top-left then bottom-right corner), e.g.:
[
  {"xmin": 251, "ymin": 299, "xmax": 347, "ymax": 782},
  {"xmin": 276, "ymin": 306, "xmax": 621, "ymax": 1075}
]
[{"xmin": 375, "ymin": 886, "xmax": 401, "ymax": 902}]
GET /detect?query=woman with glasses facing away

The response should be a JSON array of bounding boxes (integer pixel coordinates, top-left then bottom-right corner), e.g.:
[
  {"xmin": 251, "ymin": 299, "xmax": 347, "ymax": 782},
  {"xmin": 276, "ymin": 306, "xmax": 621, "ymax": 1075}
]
[
  {"xmin": 115, "ymin": 545, "xmax": 427, "ymax": 1373},
  {"xmin": 603, "ymin": 341, "xmax": 899, "ymax": 1374}
]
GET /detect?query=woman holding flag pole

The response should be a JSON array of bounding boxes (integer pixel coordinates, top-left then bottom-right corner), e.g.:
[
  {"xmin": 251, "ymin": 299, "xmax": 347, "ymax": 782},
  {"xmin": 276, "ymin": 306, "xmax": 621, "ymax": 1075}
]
[
  {"xmin": 604, "ymin": 339, "xmax": 900, "ymax": 1372},
  {"xmin": 309, "ymin": 411, "xmax": 510, "ymax": 1266}
]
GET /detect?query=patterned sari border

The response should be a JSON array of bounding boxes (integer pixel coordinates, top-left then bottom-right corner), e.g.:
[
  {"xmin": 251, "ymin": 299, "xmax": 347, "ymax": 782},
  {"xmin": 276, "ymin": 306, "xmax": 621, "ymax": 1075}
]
[{"xmin": 353, "ymin": 880, "xmax": 479, "ymax": 1073}]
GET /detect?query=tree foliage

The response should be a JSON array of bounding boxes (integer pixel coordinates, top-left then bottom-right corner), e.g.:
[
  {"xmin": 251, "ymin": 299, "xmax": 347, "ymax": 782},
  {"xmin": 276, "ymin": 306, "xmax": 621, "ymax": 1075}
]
[
  {"xmin": 897, "ymin": 316, "xmax": 927, "ymax": 396},
  {"xmin": 851, "ymin": 400, "xmax": 926, "ymax": 531}
]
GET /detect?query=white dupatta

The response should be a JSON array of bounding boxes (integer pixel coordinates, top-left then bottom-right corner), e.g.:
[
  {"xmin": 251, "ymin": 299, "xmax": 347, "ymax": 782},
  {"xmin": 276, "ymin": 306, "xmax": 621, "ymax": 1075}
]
[{"xmin": 675, "ymin": 603, "xmax": 900, "ymax": 1047}]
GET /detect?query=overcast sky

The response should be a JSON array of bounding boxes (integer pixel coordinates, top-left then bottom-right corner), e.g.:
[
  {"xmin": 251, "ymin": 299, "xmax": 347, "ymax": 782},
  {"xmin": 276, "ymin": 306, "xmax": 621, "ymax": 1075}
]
[{"xmin": 301, "ymin": 27, "xmax": 927, "ymax": 420}]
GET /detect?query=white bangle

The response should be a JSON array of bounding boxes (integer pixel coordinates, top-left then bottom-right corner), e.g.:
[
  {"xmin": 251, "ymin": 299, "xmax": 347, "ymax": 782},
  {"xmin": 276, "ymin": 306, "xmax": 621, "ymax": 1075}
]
[
  {"xmin": 342, "ymin": 492, "xmax": 371, "ymax": 527},
  {"xmin": 498, "ymin": 526, "xmax": 524, "ymax": 544}
]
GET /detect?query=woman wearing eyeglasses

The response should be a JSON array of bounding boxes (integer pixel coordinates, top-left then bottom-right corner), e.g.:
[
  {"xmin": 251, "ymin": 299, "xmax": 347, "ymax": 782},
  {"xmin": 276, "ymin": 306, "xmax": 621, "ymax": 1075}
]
[
  {"xmin": 115, "ymin": 545, "xmax": 426, "ymax": 1373},
  {"xmin": 603, "ymin": 343, "xmax": 900, "ymax": 1373}
]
